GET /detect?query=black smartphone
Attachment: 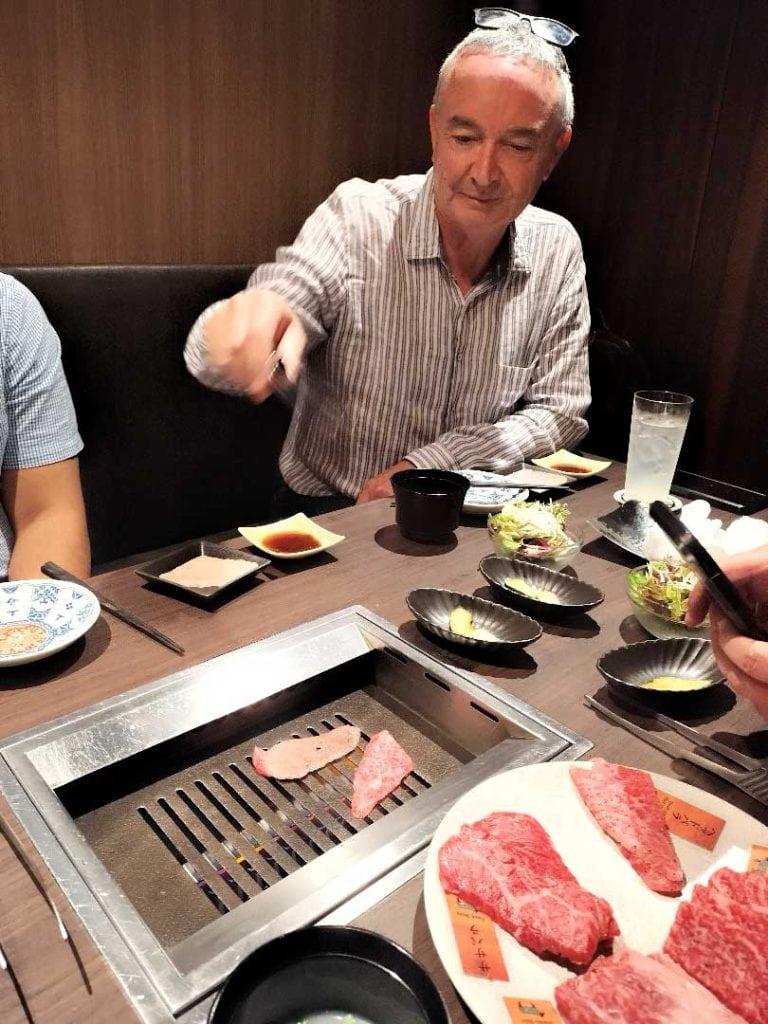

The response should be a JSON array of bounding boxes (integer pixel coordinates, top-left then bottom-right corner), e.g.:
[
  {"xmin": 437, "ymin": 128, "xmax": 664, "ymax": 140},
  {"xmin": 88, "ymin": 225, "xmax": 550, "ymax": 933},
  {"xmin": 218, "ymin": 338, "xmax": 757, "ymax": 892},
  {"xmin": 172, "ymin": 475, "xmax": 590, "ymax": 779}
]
[
  {"xmin": 671, "ymin": 469, "xmax": 767, "ymax": 515},
  {"xmin": 649, "ymin": 501, "xmax": 768, "ymax": 642}
]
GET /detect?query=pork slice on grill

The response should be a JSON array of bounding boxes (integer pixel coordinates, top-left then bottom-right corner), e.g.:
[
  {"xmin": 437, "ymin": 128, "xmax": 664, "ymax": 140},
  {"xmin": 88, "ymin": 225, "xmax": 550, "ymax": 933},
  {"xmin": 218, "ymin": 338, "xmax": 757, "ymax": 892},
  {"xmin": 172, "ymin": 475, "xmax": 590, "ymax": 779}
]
[
  {"xmin": 252, "ymin": 724, "xmax": 361, "ymax": 779},
  {"xmin": 438, "ymin": 812, "xmax": 619, "ymax": 966},
  {"xmin": 664, "ymin": 866, "xmax": 768, "ymax": 1024},
  {"xmin": 570, "ymin": 758, "xmax": 685, "ymax": 896},
  {"xmin": 350, "ymin": 730, "xmax": 414, "ymax": 818},
  {"xmin": 555, "ymin": 948, "xmax": 749, "ymax": 1024}
]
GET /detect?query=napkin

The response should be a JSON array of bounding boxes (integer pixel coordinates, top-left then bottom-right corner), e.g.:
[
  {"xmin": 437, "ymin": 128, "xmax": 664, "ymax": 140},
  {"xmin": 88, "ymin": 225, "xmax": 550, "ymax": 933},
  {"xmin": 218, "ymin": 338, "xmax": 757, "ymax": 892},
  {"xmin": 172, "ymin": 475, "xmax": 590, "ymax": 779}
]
[{"xmin": 643, "ymin": 499, "xmax": 768, "ymax": 561}]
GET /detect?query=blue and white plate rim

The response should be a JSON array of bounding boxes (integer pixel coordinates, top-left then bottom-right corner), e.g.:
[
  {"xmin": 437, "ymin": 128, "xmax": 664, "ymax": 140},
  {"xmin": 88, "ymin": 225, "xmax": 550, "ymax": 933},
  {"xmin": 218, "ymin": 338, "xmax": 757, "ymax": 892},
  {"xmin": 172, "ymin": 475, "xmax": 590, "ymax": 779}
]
[{"xmin": 0, "ymin": 579, "xmax": 101, "ymax": 662}]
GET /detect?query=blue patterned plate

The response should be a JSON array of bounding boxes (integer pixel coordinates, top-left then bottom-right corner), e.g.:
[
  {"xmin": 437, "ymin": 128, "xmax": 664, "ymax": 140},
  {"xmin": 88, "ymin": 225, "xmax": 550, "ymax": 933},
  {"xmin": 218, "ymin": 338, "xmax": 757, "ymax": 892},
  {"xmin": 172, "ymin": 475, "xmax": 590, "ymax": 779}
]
[
  {"xmin": 0, "ymin": 580, "xmax": 101, "ymax": 666},
  {"xmin": 459, "ymin": 471, "xmax": 529, "ymax": 515}
]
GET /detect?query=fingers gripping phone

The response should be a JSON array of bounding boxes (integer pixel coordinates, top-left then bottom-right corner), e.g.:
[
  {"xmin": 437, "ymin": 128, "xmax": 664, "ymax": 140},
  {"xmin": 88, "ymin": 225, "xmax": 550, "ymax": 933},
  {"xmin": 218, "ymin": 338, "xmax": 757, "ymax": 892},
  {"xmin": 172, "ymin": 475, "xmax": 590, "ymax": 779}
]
[{"xmin": 649, "ymin": 501, "xmax": 768, "ymax": 642}]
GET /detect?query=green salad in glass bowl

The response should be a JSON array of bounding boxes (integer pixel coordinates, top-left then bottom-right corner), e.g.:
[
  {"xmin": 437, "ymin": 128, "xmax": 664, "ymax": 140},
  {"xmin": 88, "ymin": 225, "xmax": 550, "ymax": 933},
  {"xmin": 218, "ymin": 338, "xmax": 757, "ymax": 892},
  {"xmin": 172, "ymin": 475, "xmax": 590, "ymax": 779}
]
[
  {"xmin": 626, "ymin": 558, "xmax": 709, "ymax": 639},
  {"xmin": 487, "ymin": 500, "xmax": 582, "ymax": 568}
]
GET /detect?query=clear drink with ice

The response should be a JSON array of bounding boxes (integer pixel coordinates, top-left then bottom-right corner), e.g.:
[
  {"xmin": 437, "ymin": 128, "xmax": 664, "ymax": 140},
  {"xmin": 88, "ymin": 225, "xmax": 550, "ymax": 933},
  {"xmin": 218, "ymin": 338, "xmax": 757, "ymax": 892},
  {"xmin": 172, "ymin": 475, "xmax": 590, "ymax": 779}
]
[{"xmin": 624, "ymin": 391, "xmax": 693, "ymax": 502}]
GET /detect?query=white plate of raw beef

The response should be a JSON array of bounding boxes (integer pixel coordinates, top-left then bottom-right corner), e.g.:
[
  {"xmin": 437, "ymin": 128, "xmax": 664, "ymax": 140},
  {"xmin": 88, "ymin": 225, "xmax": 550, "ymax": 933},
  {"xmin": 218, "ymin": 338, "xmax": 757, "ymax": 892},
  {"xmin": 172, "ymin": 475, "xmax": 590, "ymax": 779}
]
[{"xmin": 423, "ymin": 760, "xmax": 768, "ymax": 1024}]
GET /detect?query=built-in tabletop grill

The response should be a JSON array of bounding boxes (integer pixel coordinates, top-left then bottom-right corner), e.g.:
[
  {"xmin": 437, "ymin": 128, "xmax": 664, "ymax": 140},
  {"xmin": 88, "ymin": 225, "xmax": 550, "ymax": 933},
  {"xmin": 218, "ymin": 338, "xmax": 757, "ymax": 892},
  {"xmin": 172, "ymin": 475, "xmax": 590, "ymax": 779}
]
[{"xmin": 0, "ymin": 606, "xmax": 590, "ymax": 1024}]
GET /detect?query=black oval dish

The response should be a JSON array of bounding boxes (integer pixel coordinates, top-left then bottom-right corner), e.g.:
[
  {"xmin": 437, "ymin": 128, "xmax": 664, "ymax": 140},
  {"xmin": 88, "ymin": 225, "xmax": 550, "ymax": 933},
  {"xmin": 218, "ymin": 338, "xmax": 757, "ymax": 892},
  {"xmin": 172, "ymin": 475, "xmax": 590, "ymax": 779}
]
[
  {"xmin": 479, "ymin": 554, "xmax": 604, "ymax": 621},
  {"xmin": 208, "ymin": 925, "xmax": 450, "ymax": 1024},
  {"xmin": 597, "ymin": 638, "xmax": 724, "ymax": 700},
  {"xmin": 406, "ymin": 588, "xmax": 541, "ymax": 650}
]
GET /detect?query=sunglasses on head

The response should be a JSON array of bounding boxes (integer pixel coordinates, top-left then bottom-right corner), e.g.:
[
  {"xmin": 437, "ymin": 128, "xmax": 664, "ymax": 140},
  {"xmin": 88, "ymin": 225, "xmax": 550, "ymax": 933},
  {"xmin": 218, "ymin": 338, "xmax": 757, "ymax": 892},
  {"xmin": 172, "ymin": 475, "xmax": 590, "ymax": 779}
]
[{"xmin": 474, "ymin": 7, "xmax": 578, "ymax": 47}]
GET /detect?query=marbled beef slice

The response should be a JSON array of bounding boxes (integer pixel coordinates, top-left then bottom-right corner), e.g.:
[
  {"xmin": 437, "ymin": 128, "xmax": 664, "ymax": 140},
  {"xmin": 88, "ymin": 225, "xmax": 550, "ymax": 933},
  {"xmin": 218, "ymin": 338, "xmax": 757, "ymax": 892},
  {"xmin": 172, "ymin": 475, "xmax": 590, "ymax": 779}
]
[
  {"xmin": 438, "ymin": 812, "xmax": 618, "ymax": 966},
  {"xmin": 664, "ymin": 867, "xmax": 768, "ymax": 1024},
  {"xmin": 555, "ymin": 948, "xmax": 749, "ymax": 1024},
  {"xmin": 570, "ymin": 758, "xmax": 685, "ymax": 896},
  {"xmin": 350, "ymin": 730, "xmax": 413, "ymax": 818}
]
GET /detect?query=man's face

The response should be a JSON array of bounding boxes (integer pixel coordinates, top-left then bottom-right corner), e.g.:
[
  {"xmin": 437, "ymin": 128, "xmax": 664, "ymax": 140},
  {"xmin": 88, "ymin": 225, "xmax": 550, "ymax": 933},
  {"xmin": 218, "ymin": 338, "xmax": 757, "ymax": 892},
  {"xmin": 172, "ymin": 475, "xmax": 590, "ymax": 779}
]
[{"xmin": 429, "ymin": 53, "xmax": 571, "ymax": 237}]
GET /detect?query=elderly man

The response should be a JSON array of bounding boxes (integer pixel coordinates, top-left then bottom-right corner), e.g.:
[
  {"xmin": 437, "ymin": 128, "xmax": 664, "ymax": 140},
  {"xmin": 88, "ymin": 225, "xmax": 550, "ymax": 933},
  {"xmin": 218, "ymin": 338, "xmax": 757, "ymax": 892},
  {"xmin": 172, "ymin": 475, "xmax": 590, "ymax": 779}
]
[
  {"xmin": 0, "ymin": 274, "xmax": 90, "ymax": 579},
  {"xmin": 185, "ymin": 10, "xmax": 590, "ymax": 514}
]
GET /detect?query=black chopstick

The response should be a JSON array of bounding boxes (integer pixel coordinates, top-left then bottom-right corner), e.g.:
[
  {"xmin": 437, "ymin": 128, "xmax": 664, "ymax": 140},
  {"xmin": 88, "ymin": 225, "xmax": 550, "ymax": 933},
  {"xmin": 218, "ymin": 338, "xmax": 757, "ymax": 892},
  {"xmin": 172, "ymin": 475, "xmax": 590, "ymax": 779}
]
[{"xmin": 41, "ymin": 562, "xmax": 185, "ymax": 655}]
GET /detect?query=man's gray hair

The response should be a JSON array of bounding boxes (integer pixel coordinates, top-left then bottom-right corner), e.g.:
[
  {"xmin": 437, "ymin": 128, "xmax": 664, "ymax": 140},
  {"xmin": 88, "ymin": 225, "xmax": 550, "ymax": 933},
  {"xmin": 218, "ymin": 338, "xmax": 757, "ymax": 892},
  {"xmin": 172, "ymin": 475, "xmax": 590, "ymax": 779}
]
[{"xmin": 434, "ymin": 24, "xmax": 574, "ymax": 130}]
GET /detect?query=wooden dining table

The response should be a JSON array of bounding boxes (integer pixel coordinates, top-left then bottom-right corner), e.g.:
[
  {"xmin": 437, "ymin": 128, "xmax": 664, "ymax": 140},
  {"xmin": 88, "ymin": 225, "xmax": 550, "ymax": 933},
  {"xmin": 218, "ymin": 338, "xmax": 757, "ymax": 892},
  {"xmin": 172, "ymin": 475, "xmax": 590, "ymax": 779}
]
[{"xmin": 1, "ymin": 461, "xmax": 766, "ymax": 1024}]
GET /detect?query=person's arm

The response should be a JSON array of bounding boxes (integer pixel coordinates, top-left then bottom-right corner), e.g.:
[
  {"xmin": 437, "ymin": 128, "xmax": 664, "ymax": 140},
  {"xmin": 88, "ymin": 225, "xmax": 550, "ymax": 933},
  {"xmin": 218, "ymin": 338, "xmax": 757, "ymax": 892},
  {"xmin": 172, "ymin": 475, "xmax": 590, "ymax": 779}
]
[
  {"xmin": 686, "ymin": 545, "xmax": 768, "ymax": 718},
  {"xmin": 185, "ymin": 189, "xmax": 349, "ymax": 401},
  {"xmin": 403, "ymin": 232, "xmax": 591, "ymax": 472},
  {"xmin": 2, "ymin": 459, "xmax": 90, "ymax": 579}
]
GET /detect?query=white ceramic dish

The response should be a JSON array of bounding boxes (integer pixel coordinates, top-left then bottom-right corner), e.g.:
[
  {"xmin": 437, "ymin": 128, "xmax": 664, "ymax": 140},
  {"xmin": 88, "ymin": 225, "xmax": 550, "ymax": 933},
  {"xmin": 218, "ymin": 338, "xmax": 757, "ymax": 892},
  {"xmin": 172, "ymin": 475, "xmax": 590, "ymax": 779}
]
[
  {"xmin": 0, "ymin": 580, "xmax": 101, "ymax": 666},
  {"xmin": 459, "ymin": 471, "xmax": 529, "ymax": 514},
  {"xmin": 423, "ymin": 760, "xmax": 768, "ymax": 1024},
  {"xmin": 532, "ymin": 450, "xmax": 612, "ymax": 479},
  {"xmin": 238, "ymin": 512, "xmax": 344, "ymax": 559}
]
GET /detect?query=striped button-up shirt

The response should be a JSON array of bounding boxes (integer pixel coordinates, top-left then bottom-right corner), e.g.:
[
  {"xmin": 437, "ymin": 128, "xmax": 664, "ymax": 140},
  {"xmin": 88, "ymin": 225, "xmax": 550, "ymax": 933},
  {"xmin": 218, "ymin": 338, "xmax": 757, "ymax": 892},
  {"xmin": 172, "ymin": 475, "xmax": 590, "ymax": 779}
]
[{"xmin": 185, "ymin": 170, "xmax": 590, "ymax": 498}]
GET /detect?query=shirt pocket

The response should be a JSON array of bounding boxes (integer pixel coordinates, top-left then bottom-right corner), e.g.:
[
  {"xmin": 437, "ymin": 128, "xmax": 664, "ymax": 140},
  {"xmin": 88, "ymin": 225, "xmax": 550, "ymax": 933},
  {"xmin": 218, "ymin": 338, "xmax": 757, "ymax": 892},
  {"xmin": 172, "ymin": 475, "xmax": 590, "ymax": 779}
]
[{"xmin": 492, "ymin": 362, "xmax": 535, "ymax": 418}]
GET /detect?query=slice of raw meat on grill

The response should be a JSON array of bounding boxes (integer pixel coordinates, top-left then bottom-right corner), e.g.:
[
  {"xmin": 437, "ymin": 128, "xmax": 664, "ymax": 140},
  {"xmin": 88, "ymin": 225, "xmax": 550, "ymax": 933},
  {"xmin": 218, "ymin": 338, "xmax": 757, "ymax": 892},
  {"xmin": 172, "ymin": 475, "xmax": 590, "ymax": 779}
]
[
  {"xmin": 664, "ymin": 866, "xmax": 768, "ymax": 1024},
  {"xmin": 555, "ymin": 948, "xmax": 749, "ymax": 1024},
  {"xmin": 570, "ymin": 758, "xmax": 685, "ymax": 896},
  {"xmin": 350, "ymin": 730, "xmax": 414, "ymax": 818},
  {"xmin": 438, "ymin": 812, "xmax": 619, "ymax": 966},
  {"xmin": 252, "ymin": 724, "xmax": 360, "ymax": 779}
]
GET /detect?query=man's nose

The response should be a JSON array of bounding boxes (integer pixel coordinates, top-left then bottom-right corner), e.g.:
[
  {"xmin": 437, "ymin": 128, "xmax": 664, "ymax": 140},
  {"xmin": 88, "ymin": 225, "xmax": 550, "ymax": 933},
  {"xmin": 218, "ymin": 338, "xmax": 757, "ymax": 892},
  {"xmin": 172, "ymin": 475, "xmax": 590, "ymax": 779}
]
[{"xmin": 471, "ymin": 143, "xmax": 500, "ymax": 188}]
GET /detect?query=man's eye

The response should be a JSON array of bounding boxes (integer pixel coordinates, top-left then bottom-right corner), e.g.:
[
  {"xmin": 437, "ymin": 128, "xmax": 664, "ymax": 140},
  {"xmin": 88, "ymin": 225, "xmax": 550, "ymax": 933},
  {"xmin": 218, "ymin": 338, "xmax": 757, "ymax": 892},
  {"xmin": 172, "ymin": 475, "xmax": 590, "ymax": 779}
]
[
  {"xmin": 452, "ymin": 135, "xmax": 476, "ymax": 145},
  {"xmin": 505, "ymin": 142, "xmax": 533, "ymax": 152}
]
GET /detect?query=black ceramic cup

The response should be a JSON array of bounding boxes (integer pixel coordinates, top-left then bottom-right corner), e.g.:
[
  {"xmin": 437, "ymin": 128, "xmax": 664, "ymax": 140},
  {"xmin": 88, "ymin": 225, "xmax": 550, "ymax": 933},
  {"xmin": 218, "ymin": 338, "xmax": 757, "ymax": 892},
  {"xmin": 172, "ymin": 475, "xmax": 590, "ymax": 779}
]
[{"xmin": 391, "ymin": 469, "xmax": 470, "ymax": 543}]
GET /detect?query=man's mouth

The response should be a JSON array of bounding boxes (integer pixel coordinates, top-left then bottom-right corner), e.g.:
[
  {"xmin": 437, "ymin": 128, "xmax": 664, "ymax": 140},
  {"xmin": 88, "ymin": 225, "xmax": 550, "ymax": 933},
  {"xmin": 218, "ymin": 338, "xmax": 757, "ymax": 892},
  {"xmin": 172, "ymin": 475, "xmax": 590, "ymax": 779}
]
[{"xmin": 461, "ymin": 193, "xmax": 502, "ymax": 205}]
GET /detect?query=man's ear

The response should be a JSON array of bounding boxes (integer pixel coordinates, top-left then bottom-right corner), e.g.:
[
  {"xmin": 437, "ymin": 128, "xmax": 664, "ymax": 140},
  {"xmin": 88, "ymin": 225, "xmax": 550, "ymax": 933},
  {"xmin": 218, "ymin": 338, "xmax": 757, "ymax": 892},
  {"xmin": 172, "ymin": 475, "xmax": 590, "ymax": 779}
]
[
  {"xmin": 543, "ymin": 125, "xmax": 572, "ymax": 180},
  {"xmin": 428, "ymin": 103, "xmax": 438, "ymax": 152}
]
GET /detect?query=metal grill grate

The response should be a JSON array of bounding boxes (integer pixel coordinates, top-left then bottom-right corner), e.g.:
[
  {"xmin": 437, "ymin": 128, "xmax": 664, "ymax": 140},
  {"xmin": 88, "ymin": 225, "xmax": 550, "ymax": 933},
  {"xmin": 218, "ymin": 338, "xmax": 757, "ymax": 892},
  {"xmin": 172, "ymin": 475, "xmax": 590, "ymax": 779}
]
[
  {"xmin": 133, "ymin": 716, "xmax": 433, "ymax": 920},
  {"xmin": 73, "ymin": 687, "xmax": 448, "ymax": 948}
]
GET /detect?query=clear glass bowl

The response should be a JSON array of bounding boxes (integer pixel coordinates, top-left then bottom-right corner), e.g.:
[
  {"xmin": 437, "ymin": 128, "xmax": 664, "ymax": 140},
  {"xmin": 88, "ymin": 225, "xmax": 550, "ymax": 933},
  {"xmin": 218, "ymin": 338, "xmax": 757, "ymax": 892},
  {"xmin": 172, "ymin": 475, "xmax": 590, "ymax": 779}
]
[
  {"xmin": 625, "ymin": 571, "xmax": 710, "ymax": 640},
  {"xmin": 488, "ymin": 525, "xmax": 584, "ymax": 570}
]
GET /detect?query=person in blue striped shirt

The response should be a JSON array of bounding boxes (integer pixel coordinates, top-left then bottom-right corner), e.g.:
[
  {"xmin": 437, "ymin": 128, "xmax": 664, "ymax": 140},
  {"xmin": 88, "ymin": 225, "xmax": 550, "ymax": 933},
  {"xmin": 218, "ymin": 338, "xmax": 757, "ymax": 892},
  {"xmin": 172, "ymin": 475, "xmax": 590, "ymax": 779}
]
[{"xmin": 0, "ymin": 274, "xmax": 90, "ymax": 579}]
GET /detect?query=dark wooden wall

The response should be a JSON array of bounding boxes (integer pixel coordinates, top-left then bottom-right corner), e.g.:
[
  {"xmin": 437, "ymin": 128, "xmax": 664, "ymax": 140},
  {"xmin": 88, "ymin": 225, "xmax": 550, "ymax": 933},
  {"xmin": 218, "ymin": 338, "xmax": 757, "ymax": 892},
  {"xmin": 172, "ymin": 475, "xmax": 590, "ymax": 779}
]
[
  {"xmin": 542, "ymin": 0, "xmax": 768, "ymax": 490},
  {"xmin": 0, "ymin": 0, "xmax": 465, "ymax": 265},
  {"xmin": 2, "ymin": 0, "xmax": 766, "ymax": 490}
]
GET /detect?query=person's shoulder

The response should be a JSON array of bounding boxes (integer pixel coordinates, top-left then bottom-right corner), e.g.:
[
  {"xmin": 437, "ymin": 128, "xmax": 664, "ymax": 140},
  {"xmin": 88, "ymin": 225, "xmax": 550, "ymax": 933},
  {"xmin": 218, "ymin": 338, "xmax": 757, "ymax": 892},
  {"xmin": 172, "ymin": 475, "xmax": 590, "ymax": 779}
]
[
  {"xmin": 0, "ymin": 273, "xmax": 57, "ymax": 359},
  {"xmin": 330, "ymin": 173, "xmax": 427, "ymax": 211},
  {"xmin": 0, "ymin": 273, "xmax": 38, "ymax": 345},
  {"xmin": 0, "ymin": 272, "xmax": 37, "ymax": 316},
  {"xmin": 517, "ymin": 204, "xmax": 580, "ymax": 242}
]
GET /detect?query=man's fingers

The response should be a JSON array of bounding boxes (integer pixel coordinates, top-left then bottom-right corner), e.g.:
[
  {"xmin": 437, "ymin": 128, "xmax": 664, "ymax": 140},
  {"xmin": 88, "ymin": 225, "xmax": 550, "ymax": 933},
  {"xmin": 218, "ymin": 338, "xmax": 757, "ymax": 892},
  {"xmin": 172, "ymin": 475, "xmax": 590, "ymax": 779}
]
[
  {"xmin": 685, "ymin": 579, "xmax": 711, "ymax": 625},
  {"xmin": 276, "ymin": 315, "xmax": 307, "ymax": 383},
  {"xmin": 203, "ymin": 289, "xmax": 304, "ymax": 401},
  {"xmin": 712, "ymin": 606, "xmax": 768, "ymax": 686}
]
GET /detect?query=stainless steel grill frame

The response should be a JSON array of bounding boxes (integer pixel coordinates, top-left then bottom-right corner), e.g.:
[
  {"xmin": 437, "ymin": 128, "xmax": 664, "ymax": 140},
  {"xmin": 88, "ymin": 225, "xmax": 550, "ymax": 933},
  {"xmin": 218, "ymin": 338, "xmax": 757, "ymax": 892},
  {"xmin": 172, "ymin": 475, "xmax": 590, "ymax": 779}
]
[{"xmin": 0, "ymin": 605, "xmax": 591, "ymax": 1024}]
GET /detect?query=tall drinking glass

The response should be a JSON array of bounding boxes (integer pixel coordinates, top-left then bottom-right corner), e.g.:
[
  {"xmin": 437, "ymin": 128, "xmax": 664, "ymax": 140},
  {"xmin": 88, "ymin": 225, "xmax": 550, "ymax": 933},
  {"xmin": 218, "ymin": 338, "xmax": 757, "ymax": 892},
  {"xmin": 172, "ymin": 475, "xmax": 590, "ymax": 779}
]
[{"xmin": 624, "ymin": 391, "xmax": 693, "ymax": 502}]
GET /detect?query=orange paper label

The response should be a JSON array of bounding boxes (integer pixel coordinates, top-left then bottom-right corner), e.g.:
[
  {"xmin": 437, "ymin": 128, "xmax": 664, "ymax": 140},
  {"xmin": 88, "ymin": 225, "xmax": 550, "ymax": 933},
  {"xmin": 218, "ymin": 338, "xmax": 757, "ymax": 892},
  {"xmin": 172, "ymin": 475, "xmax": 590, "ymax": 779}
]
[
  {"xmin": 656, "ymin": 788, "xmax": 725, "ymax": 851},
  {"xmin": 445, "ymin": 892, "xmax": 509, "ymax": 981},
  {"xmin": 748, "ymin": 844, "xmax": 768, "ymax": 873},
  {"xmin": 504, "ymin": 996, "xmax": 561, "ymax": 1023}
]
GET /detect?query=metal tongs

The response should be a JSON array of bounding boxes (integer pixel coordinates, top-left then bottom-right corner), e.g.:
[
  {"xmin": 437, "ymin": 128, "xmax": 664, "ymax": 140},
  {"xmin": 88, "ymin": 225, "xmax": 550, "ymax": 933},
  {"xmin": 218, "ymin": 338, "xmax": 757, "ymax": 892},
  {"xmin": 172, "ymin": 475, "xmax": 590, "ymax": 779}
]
[{"xmin": 584, "ymin": 692, "xmax": 768, "ymax": 806}]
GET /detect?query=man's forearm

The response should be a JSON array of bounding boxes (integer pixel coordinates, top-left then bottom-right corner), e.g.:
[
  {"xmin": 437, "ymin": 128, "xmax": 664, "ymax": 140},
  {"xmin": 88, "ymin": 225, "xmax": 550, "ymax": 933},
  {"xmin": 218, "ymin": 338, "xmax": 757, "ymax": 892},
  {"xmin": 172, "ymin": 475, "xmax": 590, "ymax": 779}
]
[{"xmin": 7, "ymin": 510, "xmax": 90, "ymax": 580}]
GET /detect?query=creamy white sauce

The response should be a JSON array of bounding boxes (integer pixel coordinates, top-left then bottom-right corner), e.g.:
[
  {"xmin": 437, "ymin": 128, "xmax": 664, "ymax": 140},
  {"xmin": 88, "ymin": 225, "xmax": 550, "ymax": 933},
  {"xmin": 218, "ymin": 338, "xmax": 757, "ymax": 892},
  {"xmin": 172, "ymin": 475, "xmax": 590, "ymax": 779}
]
[{"xmin": 159, "ymin": 554, "xmax": 255, "ymax": 588}]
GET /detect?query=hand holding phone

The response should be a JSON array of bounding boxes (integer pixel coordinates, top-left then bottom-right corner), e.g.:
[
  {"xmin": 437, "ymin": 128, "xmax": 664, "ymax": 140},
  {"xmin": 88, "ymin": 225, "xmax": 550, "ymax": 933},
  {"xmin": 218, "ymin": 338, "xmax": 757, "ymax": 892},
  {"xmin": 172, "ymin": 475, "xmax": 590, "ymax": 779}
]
[{"xmin": 649, "ymin": 501, "xmax": 768, "ymax": 642}]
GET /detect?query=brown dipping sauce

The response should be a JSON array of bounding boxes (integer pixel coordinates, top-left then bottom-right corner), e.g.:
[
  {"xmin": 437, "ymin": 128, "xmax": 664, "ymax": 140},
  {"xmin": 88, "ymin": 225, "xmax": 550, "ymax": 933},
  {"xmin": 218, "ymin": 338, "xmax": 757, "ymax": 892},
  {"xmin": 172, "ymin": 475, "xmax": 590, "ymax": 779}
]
[
  {"xmin": 551, "ymin": 463, "xmax": 591, "ymax": 474},
  {"xmin": 262, "ymin": 530, "xmax": 321, "ymax": 553}
]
